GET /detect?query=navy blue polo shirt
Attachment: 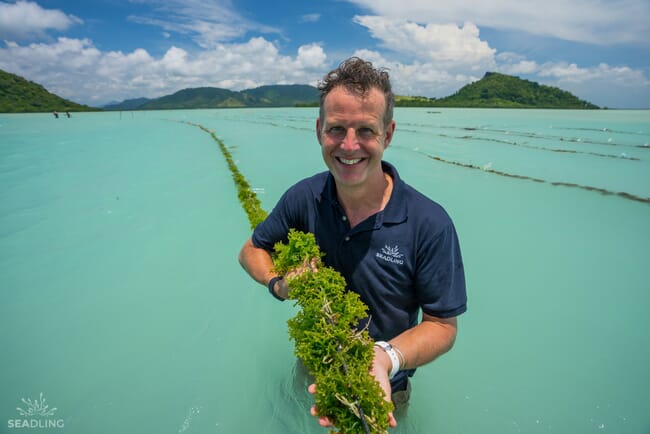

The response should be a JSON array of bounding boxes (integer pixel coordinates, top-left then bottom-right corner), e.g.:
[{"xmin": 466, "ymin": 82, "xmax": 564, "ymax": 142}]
[{"xmin": 253, "ymin": 161, "xmax": 467, "ymax": 345}]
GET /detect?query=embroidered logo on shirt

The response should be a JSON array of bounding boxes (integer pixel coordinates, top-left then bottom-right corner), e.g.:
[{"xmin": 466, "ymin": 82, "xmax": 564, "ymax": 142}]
[{"xmin": 376, "ymin": 245, "xmax": 404, "ymax": 265}]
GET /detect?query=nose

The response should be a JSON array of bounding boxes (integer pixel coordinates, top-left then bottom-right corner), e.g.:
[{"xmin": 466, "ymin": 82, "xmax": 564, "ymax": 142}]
[{"xmin": 339, "ymin": 128, "xmax": 359, "ymax": 151}]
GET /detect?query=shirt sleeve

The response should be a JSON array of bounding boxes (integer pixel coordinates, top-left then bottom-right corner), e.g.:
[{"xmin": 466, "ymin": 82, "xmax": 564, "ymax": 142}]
[
  {"xmin": 415, "ymin": 219, "xmax": 467, "ymax": 318},
  {"xmin": 251, "ymin": 182, "xmax": 310, "ymax": 252}
]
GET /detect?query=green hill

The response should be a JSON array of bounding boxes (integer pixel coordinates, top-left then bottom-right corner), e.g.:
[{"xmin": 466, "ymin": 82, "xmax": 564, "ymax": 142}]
[
  {"xmin": 139, "ymin": 87, "xmax": 242, "ymax": 109},
  {"xmin": 125, "ymin": 84, "xmax": 320, "ymax": 110},
  {"xmin": 0, "ymin": 69, "xmax": 99, "ymax": 113},
  {"xmin": 397, "ymin": 72, "xmax": 599, "ymax": 109},
  {"xmin": 242, "ymin": 84, "xmax": 321, "ymax": 107},
  {"xmin": 103, "ymin": 97, "xmax": 151, "ymax": 110}
]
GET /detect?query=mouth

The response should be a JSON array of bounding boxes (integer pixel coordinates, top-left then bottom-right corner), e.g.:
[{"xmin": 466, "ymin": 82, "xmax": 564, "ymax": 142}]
[{"xmin": 337, "ymin": 157, "xmax": 364, "ymax": 165}]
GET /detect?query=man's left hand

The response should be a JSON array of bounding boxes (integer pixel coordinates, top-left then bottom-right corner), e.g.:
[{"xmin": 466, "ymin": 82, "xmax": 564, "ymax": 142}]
[{"xmin": 307, "ymin": 346, "xmax": 398, "ymax": 430}]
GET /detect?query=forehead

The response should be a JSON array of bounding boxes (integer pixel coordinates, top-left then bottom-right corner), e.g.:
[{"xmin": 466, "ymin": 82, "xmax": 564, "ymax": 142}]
[{"xmin": 322, "ymin": 86, "xmax": 386, "ymax": 123}]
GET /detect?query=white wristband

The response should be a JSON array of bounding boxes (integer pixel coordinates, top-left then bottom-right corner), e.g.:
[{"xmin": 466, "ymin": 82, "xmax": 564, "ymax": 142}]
[{"xmin": 374, "ymin": 341, "xmax": 400, "ymax": 380}]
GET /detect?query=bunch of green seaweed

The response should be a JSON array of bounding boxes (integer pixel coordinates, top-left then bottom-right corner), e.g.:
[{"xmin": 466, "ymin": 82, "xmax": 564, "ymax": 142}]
[
  {"xmin": 274, "ymin": 230, "xmax": 393, "ymax": 434},
  {"xmin": 190, "ymin": 122, "xmax": 391, "ymax": 433}
]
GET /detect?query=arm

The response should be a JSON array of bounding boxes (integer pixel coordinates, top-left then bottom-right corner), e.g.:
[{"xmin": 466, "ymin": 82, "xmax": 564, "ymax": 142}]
[
  {"xmin": 312, "ymin": 314, "xmax": 457, "ymax": 429},
  {"xmin": 366, "ymin": 314, "xmax": 457, "ymax": 427},
  {"xmin": 375, "ymin": 313, "xmax": 457, "ymax": 374},
  {"xmin": 238, "ymin": 237, "xmax": 290, "ymax": 299}
]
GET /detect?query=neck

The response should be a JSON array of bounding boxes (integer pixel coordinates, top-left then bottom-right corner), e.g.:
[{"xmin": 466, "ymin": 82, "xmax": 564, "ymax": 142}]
[{"xmin": 337, "ymin": 171, "xmax": 393, "ymax": 227}]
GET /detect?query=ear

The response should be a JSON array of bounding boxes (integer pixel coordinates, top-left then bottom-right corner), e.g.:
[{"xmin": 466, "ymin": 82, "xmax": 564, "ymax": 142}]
[
  {"xmin": 316, "ymin": 118, "xmax": 323, "ymax": 145},
  {"xmin": 383, "ymin": 120, "xmax": 396, "ymax": 149}
]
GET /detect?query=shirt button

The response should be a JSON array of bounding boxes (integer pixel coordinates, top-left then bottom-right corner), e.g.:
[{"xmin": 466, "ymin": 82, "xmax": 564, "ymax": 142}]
[
  {"xmin": 342, "ymin": 215, "xmax": 347, "ymax": 221},
  {"xmin": 344, "ymin": 236, "xmax": 350, "ymax": 242}
]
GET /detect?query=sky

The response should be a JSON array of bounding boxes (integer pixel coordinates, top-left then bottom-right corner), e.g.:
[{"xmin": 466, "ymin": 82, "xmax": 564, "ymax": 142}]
[{"xmin": 1, "ymin": 0, "xmax": 649, "ymax": 108}]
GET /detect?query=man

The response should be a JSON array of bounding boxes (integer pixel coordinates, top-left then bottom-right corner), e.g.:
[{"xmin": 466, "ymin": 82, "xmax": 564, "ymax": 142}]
[{"xmin": 238, "ymin": 57, "xmax": 467, "ymax": 428}]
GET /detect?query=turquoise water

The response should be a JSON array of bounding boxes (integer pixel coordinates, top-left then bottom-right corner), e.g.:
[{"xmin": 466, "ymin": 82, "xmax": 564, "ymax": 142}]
[{"xmin": 1, "ymin": 108, "xmax": 649, "ymax": 434}]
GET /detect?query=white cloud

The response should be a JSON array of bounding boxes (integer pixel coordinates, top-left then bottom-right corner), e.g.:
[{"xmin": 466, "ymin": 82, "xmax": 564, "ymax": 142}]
[
  {"xmin": 296, "ymin": 44, "xmax": 327, "ymax": 69},
  {"xmin": 346, "ymin": 0, "xmax": 650, "ymax": 45},
  {"xmin": 538, "ymin": 62, "xmax": 648, "ymax": 84},
  {"xmin": 496, "ymin": 52, "xmax": 540, "ymax": 75},
  {"xmin": 0, "ymin": 0, "xmax": 82, "ymax": 40},
  {"xmin": 0, "ymin": 37, "xmax": 327, "ymax": 105},
  {"xmin": 351, "ymin": 49, "xmax": 482, "ymax": 99},
  {"xmin": 539, "ymin": 63, "xmax": 650, "ymax": 108},
  {"xmin": 348, "ymin": 17, "xmax": 496, "ymax": 97},
  {"xmin": 535, "ymin": 61, "xmax": 650, "ymax": 107},
  {"xmin": 354, "ymin": 16, "xmax": 495, "ymax": 72},
  {"xmin": 127, "ymin": 0, "xmax": 280, "ymax": 47},
  {"xmin": 299, "ymin": 14, "xmax": 321, "ymax": 23},
  {"xmin": 346, "ymin": 13, "xmax": 650, "ymax": 107}
]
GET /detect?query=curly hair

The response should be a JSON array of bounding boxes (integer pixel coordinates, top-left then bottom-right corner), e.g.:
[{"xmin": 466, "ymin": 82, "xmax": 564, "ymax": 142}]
[{"xmin": 318, "ymin": 57, "xmax": 394, "ymax": 128}]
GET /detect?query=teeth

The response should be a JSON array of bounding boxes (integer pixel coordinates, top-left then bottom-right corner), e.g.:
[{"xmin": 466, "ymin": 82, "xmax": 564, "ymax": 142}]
[{"xmin": 339, "ymin": 158, "xmax": 362, "ymax": 165}]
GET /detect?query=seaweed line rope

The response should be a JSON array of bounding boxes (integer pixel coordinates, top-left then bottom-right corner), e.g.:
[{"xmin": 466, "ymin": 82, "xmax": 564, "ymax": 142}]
[{"xmin": 394, "ymin": 144, "xmax": 650, "ymax": 205}]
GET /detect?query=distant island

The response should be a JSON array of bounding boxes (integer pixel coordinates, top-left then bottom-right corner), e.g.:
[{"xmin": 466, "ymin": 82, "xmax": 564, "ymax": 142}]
[
  {"xmin": 396, "ymin": 72, "xmax": 599, "ymax": 109},
  {"xmin": 0, "ymin": 70, "xmax": 100, "ymax": 113},
  {"xmin": 1, "ymin": 68, "xmax": 600, "ymax": 113}
]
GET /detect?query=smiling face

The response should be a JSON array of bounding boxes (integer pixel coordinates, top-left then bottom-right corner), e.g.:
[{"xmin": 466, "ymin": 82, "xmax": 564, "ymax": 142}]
[{"xmin": 316, "ymin": 86, "xmax": 395, "ymax": 194}]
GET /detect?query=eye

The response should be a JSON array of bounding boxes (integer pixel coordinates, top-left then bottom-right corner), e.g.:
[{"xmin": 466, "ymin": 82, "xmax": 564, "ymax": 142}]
[
  {"xmin": 326, "ymin": 126, "xmax": 346, "ymax": 137},
  {"xmin": 357, "ymin": 127, "xmax": 377, "ymax": 139}
]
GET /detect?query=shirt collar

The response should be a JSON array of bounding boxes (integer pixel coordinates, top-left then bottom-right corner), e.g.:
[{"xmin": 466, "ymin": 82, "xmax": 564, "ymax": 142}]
[
  {"xmin": 381, "ymin": 161, "xmax": 408, "ymax": 224},
  {"xmin": 319, "ymin": 160, "xmax": 408, "ymax": 224}
]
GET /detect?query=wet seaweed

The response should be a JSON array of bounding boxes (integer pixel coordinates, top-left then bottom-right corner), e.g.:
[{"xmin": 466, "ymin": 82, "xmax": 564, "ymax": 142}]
[{"xmin": 274, "ymin": 230, "xmax": 393, "ymax": 434}]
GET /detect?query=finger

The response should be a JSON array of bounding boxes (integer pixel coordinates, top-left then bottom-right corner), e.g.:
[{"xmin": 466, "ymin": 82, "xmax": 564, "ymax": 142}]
[
  {"xmin": 308, "ymin": 383, "xmax": 316, "ymax": 394},
  {"xmin": 310, "ymin": 406, "xmax": 334, "ymax": 427},
  {"xmin": 388, "ymin": 412, "xmax": 397, "ymax": 428}
]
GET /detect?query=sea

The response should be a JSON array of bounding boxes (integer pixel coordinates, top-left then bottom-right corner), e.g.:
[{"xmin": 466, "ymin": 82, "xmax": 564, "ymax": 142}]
[{"xmin": 1, "ymin": 108, "xmax": 649, "ymax": 434}]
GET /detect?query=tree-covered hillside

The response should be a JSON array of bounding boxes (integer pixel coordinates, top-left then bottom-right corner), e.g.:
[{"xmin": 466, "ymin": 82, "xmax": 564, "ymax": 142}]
[
  {"xmin": 0, "ymin": 69, "xmax": 99, "ymax": 113},
  {"xmin": 131, "ymin": 84, "xmax": 320, "ymax": 110},
  {"xmin": 410, "ymin": 72, "xmax": 599, "ymax": 109}
]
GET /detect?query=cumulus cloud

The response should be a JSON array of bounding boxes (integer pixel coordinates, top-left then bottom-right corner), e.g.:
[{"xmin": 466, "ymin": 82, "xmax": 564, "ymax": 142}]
[
  {"xmin": 348, "ymin": 17, "xmax": 495, "ymax": 98},
  {"xmin": 347, "ymin": 15, "xmax": 649, "ymax": 107},
  {"xmin": 0, "ymin": 0, "xmax": 82, "ymax": 40},
  {"xmin": 350, "ymin": 49, "xmax": 482, "ymax": 99},
  {"xmin": 346, "ymin": 0, "xmax": 650, "ymax": 45},
  {"xmin": 297, "ymin": 43, "xmax": 327, "ymax": 69},
  {"xmin": 0, "ymin": 37, "xmax": 327, "ymax": 105},
  {"xmin": 354, "ymin": 16, "xmax": 495, "ymax": 72},
  {"xmin": 496, "ymin": 52, "xmax": 540, "ymax": 75}
]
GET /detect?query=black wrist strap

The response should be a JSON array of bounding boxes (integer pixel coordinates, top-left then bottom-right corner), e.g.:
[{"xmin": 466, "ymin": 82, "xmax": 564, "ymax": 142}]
[{"xmin": 267, "ymin": 276, "xmax": 285, "ymax": 301}]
